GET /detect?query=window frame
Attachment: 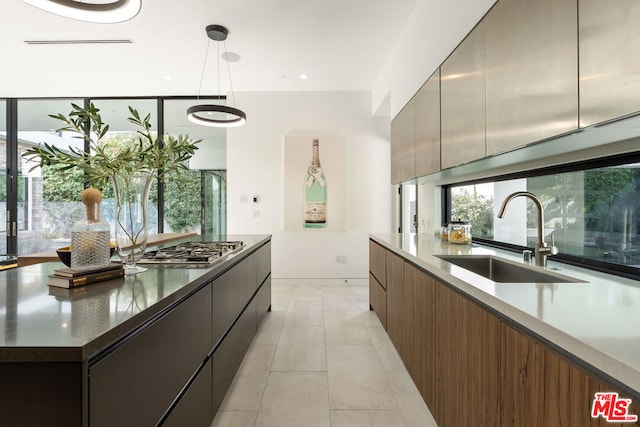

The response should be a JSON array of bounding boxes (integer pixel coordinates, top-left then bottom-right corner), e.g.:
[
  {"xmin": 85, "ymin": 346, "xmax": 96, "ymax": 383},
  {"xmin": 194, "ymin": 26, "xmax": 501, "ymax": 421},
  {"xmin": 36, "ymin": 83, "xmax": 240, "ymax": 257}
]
[{"xmin": 443, "ymin": 151, "xmax": 640, "ymax": 280}]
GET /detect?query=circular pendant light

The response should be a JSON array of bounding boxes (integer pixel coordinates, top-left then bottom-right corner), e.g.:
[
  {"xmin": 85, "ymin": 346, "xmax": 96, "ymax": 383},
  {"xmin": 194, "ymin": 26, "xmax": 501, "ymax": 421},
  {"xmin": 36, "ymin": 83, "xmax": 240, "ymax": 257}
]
[
  {"xmin": 186, "ymin": 104, "xmax": 246, "ymax": 128},
  {"xmin": 186, "ymin": 25, "xmax": 247, "ymax": 128},
  {"xmin": 20, "ymin": 0, "xmax": 141, "ymax": 23}
]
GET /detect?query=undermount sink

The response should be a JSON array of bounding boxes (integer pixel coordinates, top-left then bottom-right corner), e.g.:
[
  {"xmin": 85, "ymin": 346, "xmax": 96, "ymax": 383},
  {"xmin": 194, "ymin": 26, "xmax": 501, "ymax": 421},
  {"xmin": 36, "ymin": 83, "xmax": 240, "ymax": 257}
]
[{"xmin": 436, "ymin": 255, "xmax": 585, "ymax": 283}]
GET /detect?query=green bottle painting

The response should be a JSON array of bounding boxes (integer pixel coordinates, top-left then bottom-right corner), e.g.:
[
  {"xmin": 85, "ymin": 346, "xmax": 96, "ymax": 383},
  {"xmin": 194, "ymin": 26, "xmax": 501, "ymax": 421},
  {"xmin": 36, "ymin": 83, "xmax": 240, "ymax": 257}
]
[{"xmin": 303, "ymin": 138, "xmax": 327, "ymax": 228}]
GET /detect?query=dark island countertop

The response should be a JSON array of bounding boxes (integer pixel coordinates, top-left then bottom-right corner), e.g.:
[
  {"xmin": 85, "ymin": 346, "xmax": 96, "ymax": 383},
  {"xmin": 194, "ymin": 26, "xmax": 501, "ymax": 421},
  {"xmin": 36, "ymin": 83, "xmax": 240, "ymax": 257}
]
[{"xmin": 0, "ymin": 234, "xmax": 271, "ymax": 363}]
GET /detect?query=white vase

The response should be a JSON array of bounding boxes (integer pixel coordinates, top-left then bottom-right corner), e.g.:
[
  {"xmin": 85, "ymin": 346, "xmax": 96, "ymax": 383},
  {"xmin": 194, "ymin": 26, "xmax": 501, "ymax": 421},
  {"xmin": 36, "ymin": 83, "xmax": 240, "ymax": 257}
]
[{"xmin": 111, "ymin": 172, "xmax": 153, "ymax": 274}]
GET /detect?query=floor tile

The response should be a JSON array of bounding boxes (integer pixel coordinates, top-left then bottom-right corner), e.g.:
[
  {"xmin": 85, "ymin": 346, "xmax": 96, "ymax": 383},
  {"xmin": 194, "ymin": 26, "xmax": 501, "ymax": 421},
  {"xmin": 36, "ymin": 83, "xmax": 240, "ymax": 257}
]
[
  {"xmin": 387, "ymin": 371, "xmax": 438, "ymax": 427},
  {"xmin": 327, "ymin": 344, "xmax": 399, "ymax": 410},
  {"xmin": 220, "ymin": 344, "xmax": 276, "ymax": 410},
  {"xmin": 271, "ymin": 325, "xmax": 326, "ymax": 371},
  {"xmin": 214, "ymin": 281, "xmax": 438, "ymax": 427},
  {"xmin": 330, "ymin": 409, "xmax": 407, "ymax": 426},
  {"xmin": 366, "ymin": 322, "xmax": 406, "ymax": 372},
  {"xmin": 253, "ymin": 311, "xmax": 285, "ymax": 346},
  {"xmin": 255, "ymin": 372, "xmax": 330, "ymax": 427},
  {"xmin": 284, "ymin": 298, "xmax": 324, "ymax": 326},
  {"xmin": 211, "ymin": 410, "xmax": 257, "ymax": 427},
  {"xmin": 325, "ymin": 311, "xmax": 372, "ymax": 345}
]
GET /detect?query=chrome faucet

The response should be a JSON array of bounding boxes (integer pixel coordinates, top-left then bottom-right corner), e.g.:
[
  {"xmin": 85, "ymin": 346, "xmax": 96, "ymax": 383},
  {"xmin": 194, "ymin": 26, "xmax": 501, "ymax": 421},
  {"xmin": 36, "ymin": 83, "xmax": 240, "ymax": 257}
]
[{"xmin": 497, "ymin": 191, "xmax": 558, "ymax": 267}]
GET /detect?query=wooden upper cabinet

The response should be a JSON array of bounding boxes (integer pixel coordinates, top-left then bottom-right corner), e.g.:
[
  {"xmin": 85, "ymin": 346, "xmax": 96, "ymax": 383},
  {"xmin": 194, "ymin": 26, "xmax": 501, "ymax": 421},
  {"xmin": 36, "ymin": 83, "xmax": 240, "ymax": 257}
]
[
  {"xmin": 579, "ymin": 0, "xmax": 640, "ymax": 127},
  {"xmin": 441, "ymin": 20, "xmax": 486, "ymax": 169},
  {"xmin": 415, "ymin": 70, "xmax": 441, "ymax": 177},
  {"xmin": 485, "ymin": 0, "xmax": 578, "ymax": 155},
  {"xmin": 390, "ymin": 98, "xmax": 416, "ymax": 184}
]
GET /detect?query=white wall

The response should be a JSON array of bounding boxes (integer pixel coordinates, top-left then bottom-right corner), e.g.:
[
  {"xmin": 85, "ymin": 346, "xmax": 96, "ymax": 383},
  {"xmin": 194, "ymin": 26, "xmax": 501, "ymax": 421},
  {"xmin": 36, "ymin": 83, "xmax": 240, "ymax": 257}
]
[
  {"xmin": 226, "ymin": 91, "xmax": 392, "ymax": 279},
  {"xmin": 373, "ymin": 0, "xmax": 496, "ymax": 118}
]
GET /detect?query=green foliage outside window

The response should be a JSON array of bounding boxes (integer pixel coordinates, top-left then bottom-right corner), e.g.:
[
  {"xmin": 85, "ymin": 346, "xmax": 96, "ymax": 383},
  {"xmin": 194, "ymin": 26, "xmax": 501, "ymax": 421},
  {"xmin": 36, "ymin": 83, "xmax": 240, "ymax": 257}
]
[{"xmin": 450, "ymin": 188, "xmax": 494, "ymax": 239}]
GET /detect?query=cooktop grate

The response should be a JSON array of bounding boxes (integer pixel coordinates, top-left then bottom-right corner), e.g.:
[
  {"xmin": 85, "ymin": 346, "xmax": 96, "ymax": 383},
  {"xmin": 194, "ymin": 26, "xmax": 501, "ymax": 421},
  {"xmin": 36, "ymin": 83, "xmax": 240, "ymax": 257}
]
[{"xmin": 138, "ymin": 241, "xmax": 244, "ymax": 265}]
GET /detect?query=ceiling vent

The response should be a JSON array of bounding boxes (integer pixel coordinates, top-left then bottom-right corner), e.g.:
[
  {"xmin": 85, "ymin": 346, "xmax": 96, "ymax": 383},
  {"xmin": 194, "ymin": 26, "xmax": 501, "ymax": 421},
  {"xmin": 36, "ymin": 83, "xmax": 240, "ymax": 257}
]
[{"xmin": 24, "ymin": 39, "xmax": 133, "ymax": 45}]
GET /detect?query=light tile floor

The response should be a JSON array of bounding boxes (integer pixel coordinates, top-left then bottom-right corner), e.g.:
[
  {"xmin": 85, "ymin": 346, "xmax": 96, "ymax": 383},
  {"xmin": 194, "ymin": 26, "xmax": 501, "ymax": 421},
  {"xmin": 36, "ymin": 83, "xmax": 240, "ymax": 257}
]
[{"xmin": 211, "ymin": 280, "xmax": 438, "ymax": 427}]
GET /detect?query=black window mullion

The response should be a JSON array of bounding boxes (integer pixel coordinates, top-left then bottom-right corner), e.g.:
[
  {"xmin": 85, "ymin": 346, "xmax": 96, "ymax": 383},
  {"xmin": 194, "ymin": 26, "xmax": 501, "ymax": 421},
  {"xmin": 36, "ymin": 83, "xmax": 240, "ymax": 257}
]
[
  {"xmin": 6, "ymin": 99, "xmax": 18, "ymax": 255},
  {"xmin": 157, "ymin": 98, "xmax": 164, "ymax": 233}
]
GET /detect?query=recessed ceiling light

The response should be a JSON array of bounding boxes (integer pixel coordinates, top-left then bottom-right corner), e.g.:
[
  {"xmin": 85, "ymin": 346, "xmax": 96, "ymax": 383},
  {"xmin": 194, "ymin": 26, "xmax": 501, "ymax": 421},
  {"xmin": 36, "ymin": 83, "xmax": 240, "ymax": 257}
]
[
  {"xmin": 163, "ymin": 74, "xmax": 174, "ymax": 80},
  {"xmin": 299, "ymin": 74, "xmax": 308, "ymax": 80}
]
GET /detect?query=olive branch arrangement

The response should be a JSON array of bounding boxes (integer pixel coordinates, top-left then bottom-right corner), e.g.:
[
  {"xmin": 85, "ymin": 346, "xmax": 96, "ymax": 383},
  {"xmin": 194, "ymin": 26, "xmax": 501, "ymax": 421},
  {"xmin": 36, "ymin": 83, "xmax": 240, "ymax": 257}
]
[{"xmin": 22, "ymin": 102, "xmax": 201, "ymax": 189}]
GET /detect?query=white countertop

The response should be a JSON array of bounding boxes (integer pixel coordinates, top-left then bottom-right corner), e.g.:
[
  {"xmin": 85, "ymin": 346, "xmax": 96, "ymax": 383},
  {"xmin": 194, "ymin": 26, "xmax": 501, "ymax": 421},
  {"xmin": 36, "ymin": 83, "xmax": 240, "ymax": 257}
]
[{"xmin": 371, "ymin": 233, "xmax": 640, "ymax": 395}]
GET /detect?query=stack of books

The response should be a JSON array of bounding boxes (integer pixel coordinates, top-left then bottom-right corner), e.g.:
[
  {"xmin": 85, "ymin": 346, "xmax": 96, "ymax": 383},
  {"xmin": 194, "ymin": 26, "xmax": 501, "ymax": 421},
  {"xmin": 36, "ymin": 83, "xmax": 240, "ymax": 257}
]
[{"xmin": 48, "ymin": 262, "xmax": 124, "ymax": 288}]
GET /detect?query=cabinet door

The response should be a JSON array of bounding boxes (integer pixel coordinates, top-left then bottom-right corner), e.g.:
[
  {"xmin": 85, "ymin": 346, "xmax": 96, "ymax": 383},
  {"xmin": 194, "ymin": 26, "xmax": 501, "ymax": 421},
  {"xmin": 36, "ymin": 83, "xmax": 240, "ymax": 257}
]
[
  {"xmin": 415, "ymin": 70, "xmax": 441, "ymax": 177},
  {"xmin": 369, "ymin": 272, "xmax": 387, "ymax": 328},
  {"xmin": 369, "ymin": 240, "xmax": 386, "ymax": 288},
  {"xmin": 213, "ymin": 252, "xmax": 257, "ymax": 345},
  {"xmin": 256, "ymin": 241, "xmax": 271, "ymax": 289},
  {"xmin": 163, "ymin": 360, "xmax": 213, "ymax": 427},
  {"xmin": 89, "ymin": 285, "xmax": 212, "ymax": 427},
  {"xmin": 385, "ymin": 251, "xmax": 405, "ymax": 352},
  {"xmin": 434, "ymin": 281, "xmax": 500, "ymax": 427},
  {"xmin": 212, "ymin": 297, "xmax": 257, "ymax": 414},
  {"xmin": 257, "ymin": 275, "xmax": 271, "ymax": 326},
  {"xmin": 500, "ymin": 323, "xmax": 546, "ymax": 426},
  {"xmin": 441, "ymin": 20, "xmax": 486, "ymax": 169},
  {"xmin": 403, "ymin": 264, "xmax": 435, "ymax": 406},
  {"xmin": 390, "ymin": 99, "xmax": 416, "ymax": 184},
  {"xmin": 501, "ymin": 322, "xmax": 640, "ymax": 426},
  {"xmin": 579, "ymin": 0, "xmax": 640, "ymax": 127},
  {"xmin": 485, "ymin": 0, "xmax": 578, "ymax": 155}
]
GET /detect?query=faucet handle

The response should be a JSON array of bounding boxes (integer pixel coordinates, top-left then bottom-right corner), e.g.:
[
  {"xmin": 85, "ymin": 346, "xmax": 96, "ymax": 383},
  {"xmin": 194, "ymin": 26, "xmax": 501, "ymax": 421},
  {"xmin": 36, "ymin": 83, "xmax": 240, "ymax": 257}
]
[{"xmin": 549, "ymin": 235, "xmax": 559, "ymax": 255}]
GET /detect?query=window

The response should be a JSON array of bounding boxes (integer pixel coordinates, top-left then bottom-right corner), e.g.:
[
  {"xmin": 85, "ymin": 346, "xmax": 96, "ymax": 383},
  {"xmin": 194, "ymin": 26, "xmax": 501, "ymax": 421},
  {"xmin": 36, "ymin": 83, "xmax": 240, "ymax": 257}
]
[
  {"xmin": 447, "ymin": 155, "xmax": 640, "ymax": 277},
  {"xmin": 6, "ymin": 96, "xmax": 227, "ymax": 257}
]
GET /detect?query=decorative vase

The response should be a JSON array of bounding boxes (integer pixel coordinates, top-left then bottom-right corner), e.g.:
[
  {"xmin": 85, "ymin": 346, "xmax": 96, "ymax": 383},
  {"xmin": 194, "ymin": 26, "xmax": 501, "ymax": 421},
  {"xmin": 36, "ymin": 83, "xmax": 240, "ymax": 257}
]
[{"xmin": 111, "ymin": 172, "xmax": 153, "ymax": 274}]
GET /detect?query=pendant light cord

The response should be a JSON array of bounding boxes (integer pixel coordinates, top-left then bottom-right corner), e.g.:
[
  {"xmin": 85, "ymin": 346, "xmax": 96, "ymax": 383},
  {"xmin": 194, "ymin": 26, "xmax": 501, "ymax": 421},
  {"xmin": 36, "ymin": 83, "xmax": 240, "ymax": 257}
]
[
  {"xmin": 223, "ymin": 40, "xmax": 237, "ymax": 107},
  {"xmin": 195, "ymin": 38, "xmax": 211, "ymax": 104}
]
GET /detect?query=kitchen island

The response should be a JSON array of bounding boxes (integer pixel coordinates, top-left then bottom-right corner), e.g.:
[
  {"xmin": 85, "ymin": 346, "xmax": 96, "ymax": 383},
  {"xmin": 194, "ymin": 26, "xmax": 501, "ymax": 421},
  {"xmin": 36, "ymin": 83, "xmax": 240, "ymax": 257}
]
[
  {"xmin": 0, "ymin": 234, "xmax": 271, "ymax": 427},
  {"xmin": 370, "ymin": 233, "xmax": 640, "ymax": 426}
]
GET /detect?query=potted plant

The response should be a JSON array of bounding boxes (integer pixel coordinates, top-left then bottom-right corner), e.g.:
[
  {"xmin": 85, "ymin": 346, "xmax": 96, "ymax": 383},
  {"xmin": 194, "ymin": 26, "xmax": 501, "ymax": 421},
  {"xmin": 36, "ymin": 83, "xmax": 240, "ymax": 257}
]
[{"xmin": 23, "ymin": 102, "xmax": 201, "ymax": 273}]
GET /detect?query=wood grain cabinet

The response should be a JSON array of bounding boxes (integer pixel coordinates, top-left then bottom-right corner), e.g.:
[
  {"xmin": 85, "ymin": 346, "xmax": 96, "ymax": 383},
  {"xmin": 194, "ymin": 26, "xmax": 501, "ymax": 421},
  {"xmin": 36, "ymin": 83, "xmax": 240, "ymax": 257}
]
[
  {"xmin": 403, "ymin": 263, "xmax": 436, "ymax": 406},
  {"xmin": 369, "ymin": 239, "xmax": 640, "ymax": 426},
  {"xmin": 369, "ymin": 241, "xmax": 387, "ymax": 328},
  {"xmin": 434, "ymin": 279, "xmax": 500, "ymax": 426},
  {"xmin": 501, "ymin": 324, "xmax": 640, "ymax": 427},
  {"xmin": 385, "ymin": 250, "xmax": 405, "ymax": 353}
]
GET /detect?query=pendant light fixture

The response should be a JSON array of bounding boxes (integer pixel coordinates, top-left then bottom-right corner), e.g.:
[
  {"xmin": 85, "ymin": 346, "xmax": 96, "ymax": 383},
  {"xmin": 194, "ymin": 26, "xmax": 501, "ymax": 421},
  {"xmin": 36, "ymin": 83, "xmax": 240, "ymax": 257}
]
[
  {"xmin": 20, "ymin": 0, "xmax": 141, "ymax": 24},
  {"xmin": 187, "ymin": 25, "xmax": 247, "ymax": 128}
]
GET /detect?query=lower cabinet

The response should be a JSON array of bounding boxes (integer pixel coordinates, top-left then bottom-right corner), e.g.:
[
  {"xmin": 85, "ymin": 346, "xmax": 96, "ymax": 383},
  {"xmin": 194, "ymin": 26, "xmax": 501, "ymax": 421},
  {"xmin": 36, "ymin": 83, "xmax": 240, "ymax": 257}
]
[
  {"xmin": 385, "ymin": 251, "xmax": 405, "ymax": 355},
  {"xmin": 369, "ymin": 240, "xmax": 640, "ymax": 427},
  {"xmin": 89, "ymin": 285, "xmax": 213, "ymax": 427},
  {"xmin": 369, "ymin": 273, "xmax": 386, "ymax": 328},
  {"xmin": 163, "ymin": 361, "xmax": 213, "ymax": 427},
  {"xmin": 433, "ymin": 277, "xmax": 500, "ymax": 426},
  {"xmin": 89, "ymin": 242, "xmax": 272, "ymax": 427}
]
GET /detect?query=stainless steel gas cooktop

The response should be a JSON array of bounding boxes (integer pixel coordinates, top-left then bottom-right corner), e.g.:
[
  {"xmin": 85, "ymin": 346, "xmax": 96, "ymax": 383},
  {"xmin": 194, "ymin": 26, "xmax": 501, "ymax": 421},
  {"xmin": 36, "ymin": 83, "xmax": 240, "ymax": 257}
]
[{"xmin": 138, "ymin": 241, "xmax": 244, "ymax": 265}]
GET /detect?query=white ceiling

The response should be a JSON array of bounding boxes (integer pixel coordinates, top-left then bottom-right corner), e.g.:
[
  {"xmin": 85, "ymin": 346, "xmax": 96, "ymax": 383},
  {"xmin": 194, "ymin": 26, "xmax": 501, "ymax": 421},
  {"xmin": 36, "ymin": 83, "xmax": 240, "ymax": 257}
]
[{"xmin": 1, "ymin": 0, "xmax": 418, "ymax": 98}]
